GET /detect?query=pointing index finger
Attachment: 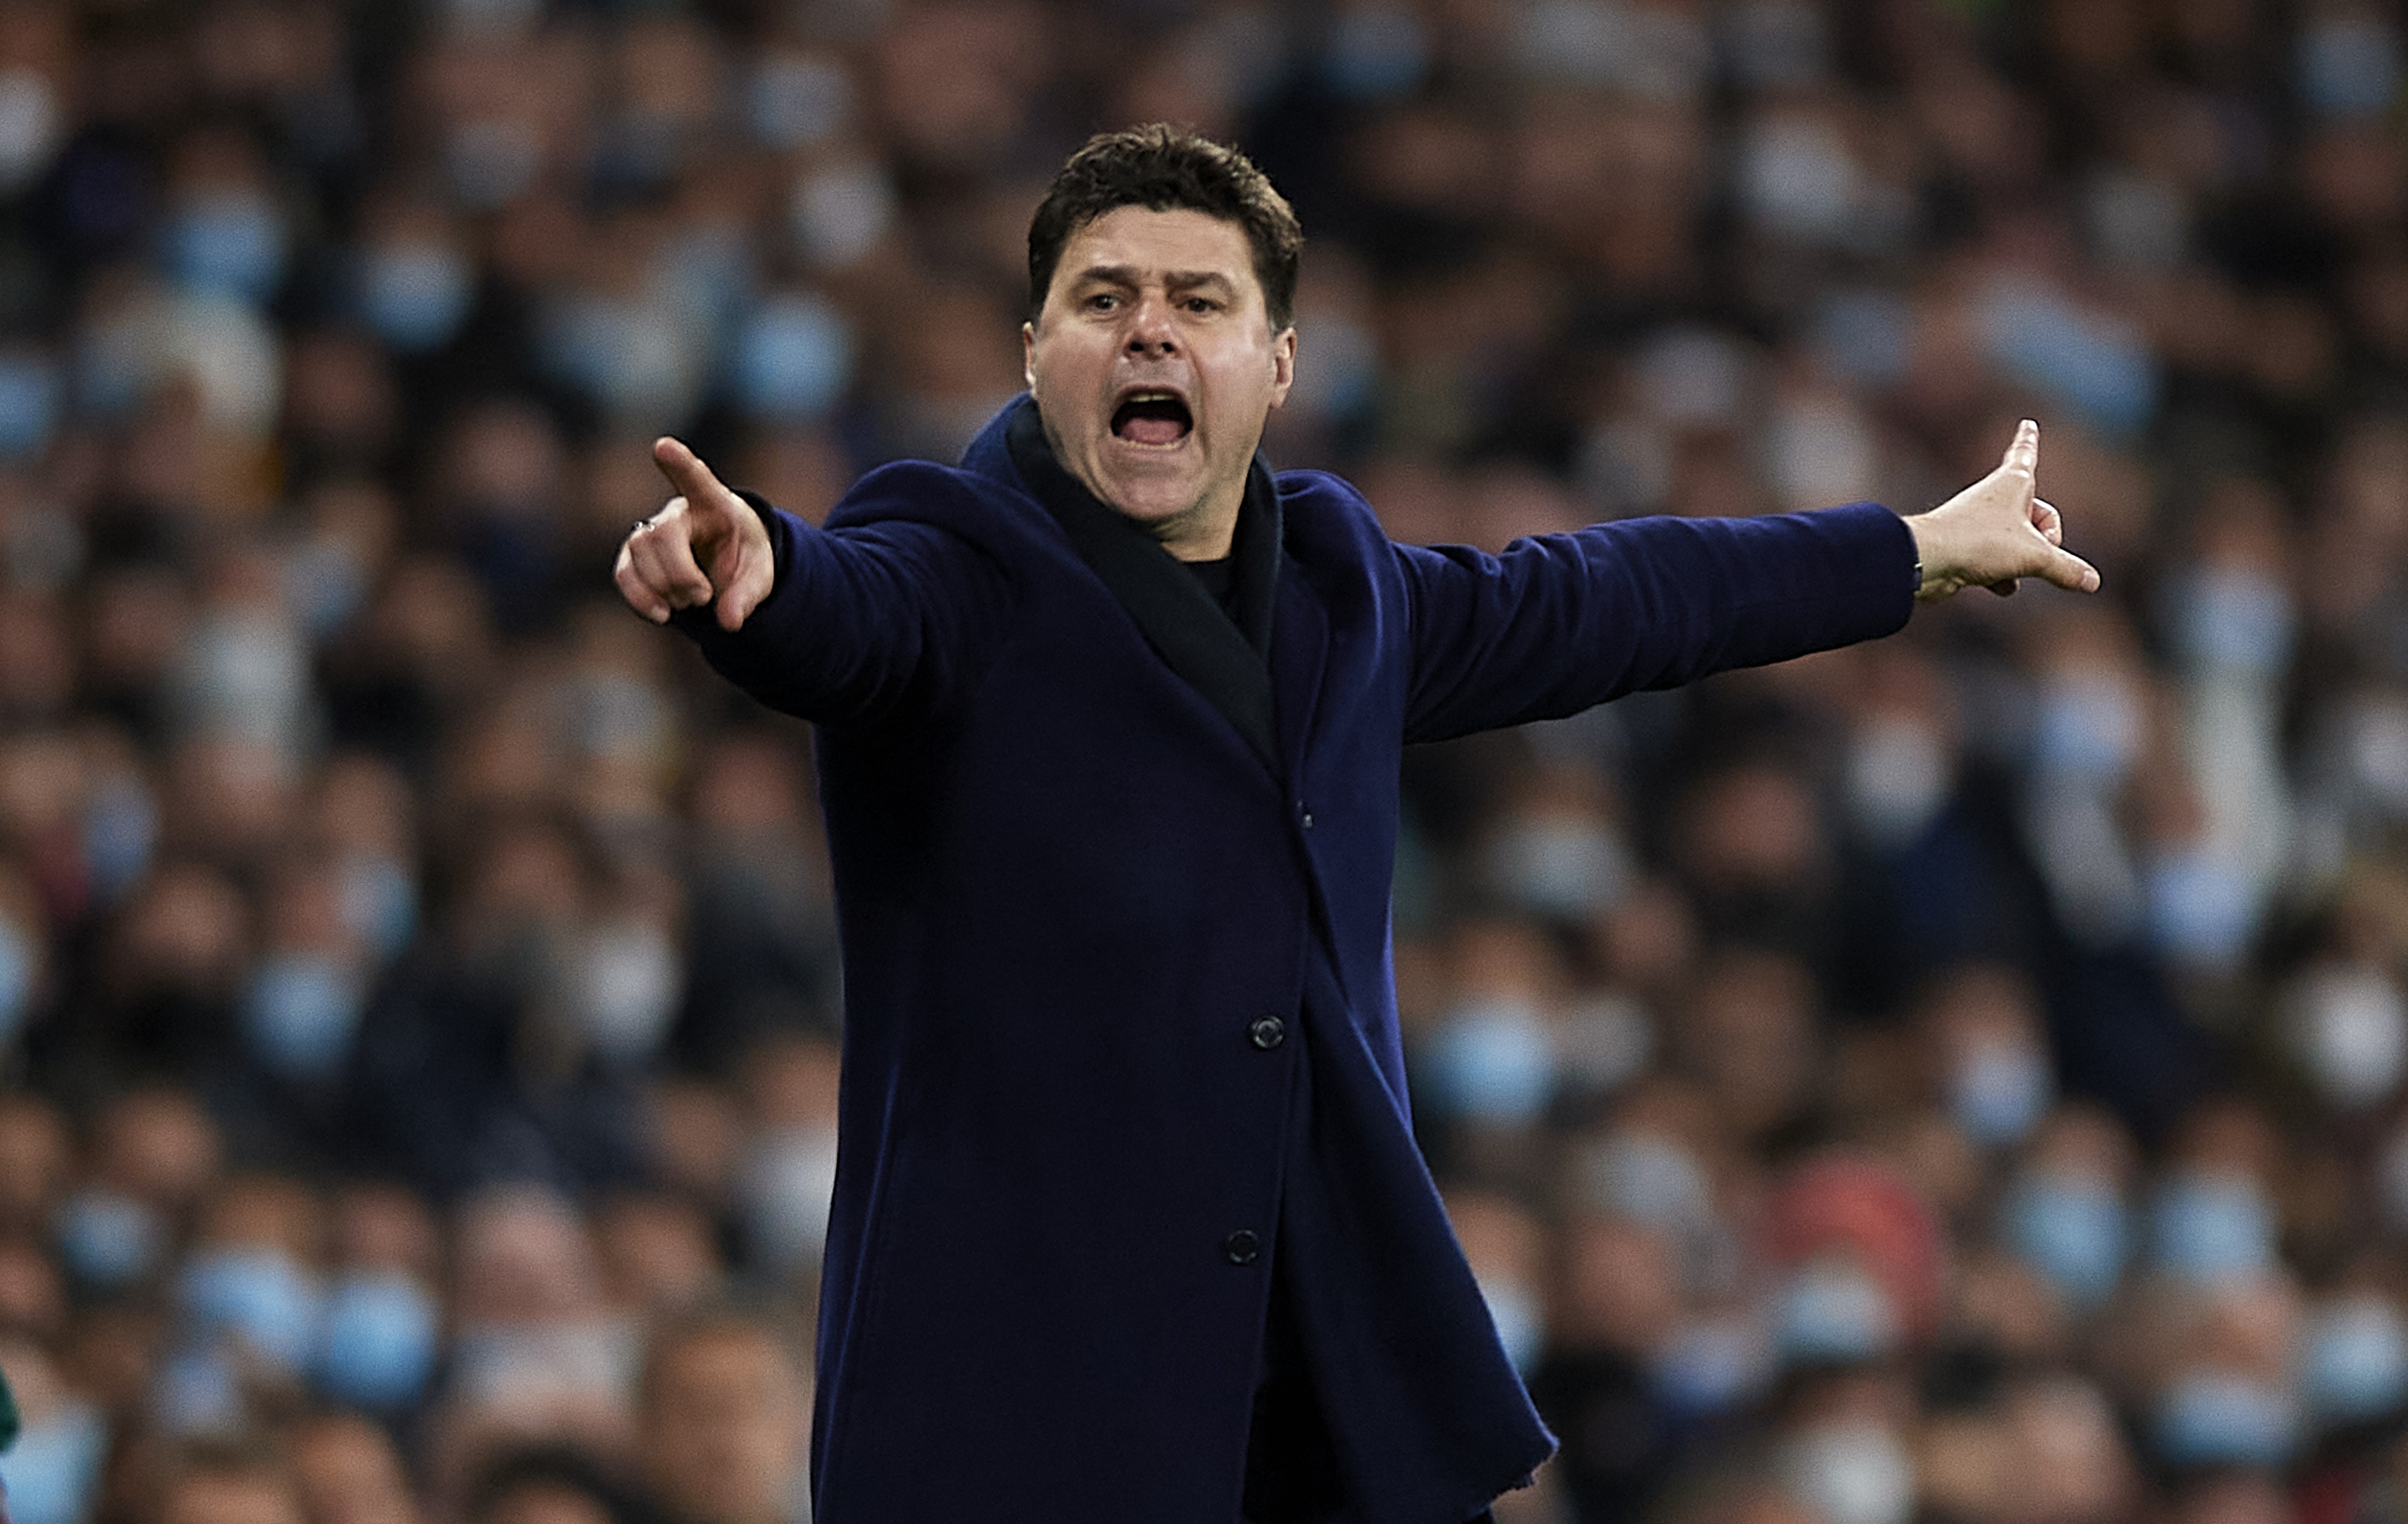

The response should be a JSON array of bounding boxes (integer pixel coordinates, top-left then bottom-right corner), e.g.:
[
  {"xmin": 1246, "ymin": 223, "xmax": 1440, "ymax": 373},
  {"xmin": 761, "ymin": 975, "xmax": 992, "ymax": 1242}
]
[
  {"xmin": 653, "ymin": 436, "xmax": 728, "ymax": 508},
  {"xmin": 2001, "ymin": 418, "xmax": 2039, "ymax": 480}
]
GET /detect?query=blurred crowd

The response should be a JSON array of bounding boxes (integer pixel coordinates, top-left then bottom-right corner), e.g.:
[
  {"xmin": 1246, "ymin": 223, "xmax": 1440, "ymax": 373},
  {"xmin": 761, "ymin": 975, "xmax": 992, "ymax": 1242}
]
[{"xmin": 0, "ymin": 0, "xmax": 2403, "ymax": 1522}]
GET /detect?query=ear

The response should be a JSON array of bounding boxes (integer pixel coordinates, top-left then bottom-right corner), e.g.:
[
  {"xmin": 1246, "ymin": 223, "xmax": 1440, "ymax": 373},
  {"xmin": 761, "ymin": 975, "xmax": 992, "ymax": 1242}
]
[
  {"xmin": 1265, "ymin": 326, "xmax": 1297, "ymax": 411},
  {"xmin": 1021, "ymin": 321, "xmax": 1037, "ymax": 390}
]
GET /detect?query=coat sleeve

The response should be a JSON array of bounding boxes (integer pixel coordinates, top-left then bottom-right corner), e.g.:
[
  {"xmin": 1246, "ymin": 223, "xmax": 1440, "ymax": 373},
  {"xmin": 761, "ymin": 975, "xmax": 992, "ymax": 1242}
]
[
  {"xmin": 1395, "ymin": 501, "xmax": 1917, "ymax": 745},
  {"xmin": 672, "ymin": 464, "xmax": 1017, "ymax": 731}
]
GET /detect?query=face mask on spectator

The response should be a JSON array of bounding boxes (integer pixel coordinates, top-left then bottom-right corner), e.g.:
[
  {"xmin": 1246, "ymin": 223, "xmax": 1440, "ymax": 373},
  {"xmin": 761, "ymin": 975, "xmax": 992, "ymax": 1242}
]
[
  {"xmin": 2303, "ymin": 1296, "xmax": 2408, "ymax": 1426},
  {"xmin": 0, "ymin": 1398, "xmax": 108, "ymax": 1524},
  {"xmin": 1283, "ymin": 312, "xmax": 1378, "ymax": 424},
  {"xmin": 83, "ymin": 773, "xmax": 158, "ymax": 906},
  {"xmin": 178, "ymin": 1246, "xmax": 324, "ymax": 1370},
  {"xmin": 2153, "ymin": 1371, "xmax": 2301, "ymax": 1468},
  {"xmin": 0, "ymin": 350, "xmax": 58, "ymax": 459},
  {"xmin": 1477, "ymin": 1274, "xmax": 1545, "ymax": 1375},
  {"xmin": 2085, "ymin": 169, "xmax": 2188, "ymax": 271},
  {"xmin": 2000, "ymin": 1170, "xmax": 2129, "ymax": 1312},
  {"xmin": 178, "ymin": 609, "xmax": 309, "ymax": 748},
  {"xmin": 2297, "ymin": 13, "xmax": 2400, "ymax": 119},
  {"xmin": 1739, "ymin": 117, "xmax": 1860, "ymax": 247},
  {"xmin": 1652, "ymin": 1316, "xmax": 1773, "ymax": 1416},
  {"xmin": 747, "ymin": 54, "xmax": 851, "ymax": 150},
  {"xmin": 359, "ymin": 242, "xmax": 475, "ymax": 355},
  {"xmin": 242, "ymin": 952, "xmax": 366, "ymax": 1085},
  {"xmin": 2166, "ymin": 567, "xmax": 2294, "ymax": 680},
  {"xmin": 572, "ymin": 922, "xmax": 682, "ymax": 1065},
  {"xmin": 2288, "ymin": 964, "xmax": 2408, "ymax": 1110},
  {"xmin": 741, "ymin": 1124, "xmax": 840, "ymax": 1276},
  {"xmin": 1979, "ymin": 276, "xmax": 2158, "ymax": 436},
  {"xmin": 338, "ymin": 851, "xmax": 417, "ymax": 963},
  {"xmin": 287, "ymin": 536, "xmax": 370, "ymax": 643},
  {"xmin": 74, "ymin": 306, "xmax": 149, "ymax": 420},
  {"xmin": 1843, "ymin": 714, "xmax": 1950, "ymax": 850},
  {"xmin": 1424, "ymin": 996, "xmax": 1556, "ymax": 1126},
  {"xmin": 733, "ymin": 293, "xmax": 854, "ymax": 424},
  {"xmin": 661, "ymin": 226, "xmax": 753, "ymax": 332},
  {"xmin": 1578, "ymin": 1129, "xmax": 1713, "ymax": 1228},
  {"xmin": 314, "ymin": 1269, "xmax": 441, "ymax": 1411},
  {"xmin": 161, "ymin": 191, "xmax": 288, "ymax": 306},
  {"xmin": 452, "ymin": 1319, "xmax": 636, "ymax": 1412},
  {"xmin": 1324, "ymin": 4, "xmax": 1429, "ymax": 99},
  {"xmin": 1485, "ymin": 816, "xmax": 1632, "ymax": 920},
  {"xmin": 153, "ymin": 1342, "xmax": 244, "ymax": 1434},
  {"xmin": 1773, "ymin": 1258, "xmax": 1899, "ymax": 1366},
  {"xmin": 0, "ymin": 912, "xmax": 35, "ymax": 1048},
  {"xmin": 2149, "ymin": 1171, "xmax": 2275, "ymax": 1282},
  {"xmin": 1767, "ymin": 395, "xmax": 1876, "ymax": 512},
  {"xmin": 2143, "ymin": 847, "xmax": 2257, "ymax": 974},
  {"xmin": 787, "ymin": 159, "xmax": 895, "ymax": 271},
  {"xmin": 445, "ymin": 119, "xmax": 541, "ymax": 209},
  {"xmin": 1948, "ymin": 1040, "xmax": 2052, "ymax": 1147},
  {"xmin": 1782, "ymin": 1417, "xmax": 1916, "ymax": 1524},
  {"xmin": 2032, "ymin": 672, "xmax": 2142, "ymax": 785},
  {"xmin": 54, "ymin": 1188, "xmax": 164, "ymax": 1289},
  {"xmin": 547, "ymin": 292, "xmax": 703, "ymax": 430},
  {"xmin": 1555, "ymin": 993, "xmax": 1654, "ymax": 1095}
]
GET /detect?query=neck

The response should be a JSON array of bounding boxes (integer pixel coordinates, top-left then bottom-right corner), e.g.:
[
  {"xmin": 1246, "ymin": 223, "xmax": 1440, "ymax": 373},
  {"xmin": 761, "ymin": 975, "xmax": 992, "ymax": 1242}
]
[{"xmin": 1152, "ymin": 483, "xmax": 1243, "ymax": 562}]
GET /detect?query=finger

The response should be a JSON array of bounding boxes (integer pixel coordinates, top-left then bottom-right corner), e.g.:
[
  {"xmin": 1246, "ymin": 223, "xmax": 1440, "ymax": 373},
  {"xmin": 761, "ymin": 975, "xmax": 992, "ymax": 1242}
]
[
  {"xmin": 2032, "ymin": 498, "xmax": 2062, "ymax": 546},
  {"xmin": 711, "ymin": 513, "xmax": 779, "ymax": 630},
  {"xmin": 653, "ymin": 436, "xmax": 732, "ymax": 512},
  {"xmin": 2000, "ymin": 418, "xmax": 2038, "ymax": 481},
  {"xmin": 613, "ymin": 545, "xmax": 672, "ymax": 624},
  {"xmin": 2041, "ymin": 546, "xmax": 2102, "ymax": 594},
  {"xmin": 717, "ymin": 548, "xmax": 772, "ymax": 631},
  {"xmin": 630, "ymin": 521, "xmax": 716, "ymax": 608}
]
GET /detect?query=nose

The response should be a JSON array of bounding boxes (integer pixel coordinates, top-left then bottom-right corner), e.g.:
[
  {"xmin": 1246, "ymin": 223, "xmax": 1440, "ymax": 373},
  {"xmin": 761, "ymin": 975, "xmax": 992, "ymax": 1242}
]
[{"xmin": 1124, "ymin": 293, "xmax": 1180, "ymax": 359}]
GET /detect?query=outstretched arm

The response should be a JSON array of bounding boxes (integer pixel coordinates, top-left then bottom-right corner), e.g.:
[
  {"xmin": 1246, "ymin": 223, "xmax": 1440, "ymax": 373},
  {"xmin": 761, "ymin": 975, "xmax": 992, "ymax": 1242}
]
[
  {"xmin": 1393, "ymin": 421, "xmax": 2100, "ymax": 743},
  {"xmin": 1906, "ymin": 420, "xmax": 2100, "ymax": 602},
  {"xmin": 614, "ymin": 437, "xmax": 1012, "ymax": 729}
]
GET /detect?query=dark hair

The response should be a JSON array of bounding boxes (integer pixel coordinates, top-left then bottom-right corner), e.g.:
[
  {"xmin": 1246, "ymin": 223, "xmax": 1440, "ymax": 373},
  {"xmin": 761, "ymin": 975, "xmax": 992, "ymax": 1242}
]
[
  {"xmin": 467, "ymin": 1444, "xmax": 658, "ymax": 1524},
  {"xmin": 1026, "ymin": 125, "xmax": 1303, "ymax": 330}
]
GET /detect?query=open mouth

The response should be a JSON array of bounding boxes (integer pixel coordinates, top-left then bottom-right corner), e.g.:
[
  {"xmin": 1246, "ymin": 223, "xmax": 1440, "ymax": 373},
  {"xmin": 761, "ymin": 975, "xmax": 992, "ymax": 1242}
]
[{"xmin": 1111, "ymin": 390, "xmax": 1192, "ymax": 446}]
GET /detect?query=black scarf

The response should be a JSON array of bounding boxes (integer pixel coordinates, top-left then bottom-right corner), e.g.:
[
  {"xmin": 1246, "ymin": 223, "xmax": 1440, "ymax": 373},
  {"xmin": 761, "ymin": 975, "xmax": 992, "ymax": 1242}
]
[{"xmin": 1006, "ymin": 398, "xmax": 1283, "ymax": 769}]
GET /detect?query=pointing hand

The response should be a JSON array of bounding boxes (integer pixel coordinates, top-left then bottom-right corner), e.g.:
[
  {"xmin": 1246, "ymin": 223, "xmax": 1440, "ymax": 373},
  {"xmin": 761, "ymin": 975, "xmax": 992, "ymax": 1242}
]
[
  {"xmin": 615, "ymin": 438, "xmax": 776, "ymax": 631},
  {"xmin": 1907, "ymin": 420, "xmax": 2101, "ymax": 603}
]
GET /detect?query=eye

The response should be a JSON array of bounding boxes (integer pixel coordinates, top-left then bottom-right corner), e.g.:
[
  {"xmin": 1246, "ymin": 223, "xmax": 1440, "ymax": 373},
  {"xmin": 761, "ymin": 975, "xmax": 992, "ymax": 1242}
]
[
  {"xmin": 1084, "ymin": 293, "xmax": 1120, "ymax": 312},
  {"xmin": 1183, "ymin": 297, "xmax": 1221, "ymax": 314}
]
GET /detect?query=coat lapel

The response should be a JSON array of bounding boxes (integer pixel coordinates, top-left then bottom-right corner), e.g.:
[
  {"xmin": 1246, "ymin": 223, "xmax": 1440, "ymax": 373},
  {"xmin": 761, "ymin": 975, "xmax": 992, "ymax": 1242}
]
[{"xmin": 1005, "ymin": 400, "xmax": 1282, "ymax": 771}]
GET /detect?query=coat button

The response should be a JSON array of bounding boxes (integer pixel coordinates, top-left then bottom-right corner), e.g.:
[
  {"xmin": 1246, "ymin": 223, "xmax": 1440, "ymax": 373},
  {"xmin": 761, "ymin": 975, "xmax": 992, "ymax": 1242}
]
[
  {"xmin": 1223, "ymin": 1230, "xmax": 1261, "ymax": 1266},
  {"xmin": 1248, "ymin": 1015, "xmax": 1286, "ymax": 1050},
  {"xmin": 1299, "ymin": 807, "xmax": 1314, "ymax": 829}
]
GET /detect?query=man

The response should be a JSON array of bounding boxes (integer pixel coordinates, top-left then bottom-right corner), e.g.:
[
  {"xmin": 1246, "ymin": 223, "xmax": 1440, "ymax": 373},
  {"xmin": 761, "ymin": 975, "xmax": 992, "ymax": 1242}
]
[
  {"xmin": 637, "ymin": 1305, "xmax": 810, "ymax": 1524},
  {"xmin": 615, "ymin": 126, "xmax": 2093, "ymax": 1524}
]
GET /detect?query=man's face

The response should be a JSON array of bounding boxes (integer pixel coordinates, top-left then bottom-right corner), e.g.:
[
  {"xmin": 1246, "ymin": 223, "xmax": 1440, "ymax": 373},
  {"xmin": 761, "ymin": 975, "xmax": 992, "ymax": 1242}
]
[
  {"xmin": 643, "ymin": 1328, "xmax": 807, "ymax": 1524},
  {"xmin": 1023, "ymin": 206, "xmax": 1295, "ymax": 560}
]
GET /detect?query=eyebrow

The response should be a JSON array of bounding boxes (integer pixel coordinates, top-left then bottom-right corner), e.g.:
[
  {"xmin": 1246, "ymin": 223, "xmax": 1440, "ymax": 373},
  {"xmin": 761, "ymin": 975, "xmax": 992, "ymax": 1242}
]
[{"xmin": 1071, "ymin": 264, "xmax": 1238, "ymax": 291}]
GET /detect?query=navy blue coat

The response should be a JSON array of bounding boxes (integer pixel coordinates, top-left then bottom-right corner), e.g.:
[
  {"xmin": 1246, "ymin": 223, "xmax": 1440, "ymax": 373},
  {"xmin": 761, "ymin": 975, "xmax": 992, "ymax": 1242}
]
[{"xmin": 682, "ymin": 397, "xmax": 1917, "ymax": 1523}]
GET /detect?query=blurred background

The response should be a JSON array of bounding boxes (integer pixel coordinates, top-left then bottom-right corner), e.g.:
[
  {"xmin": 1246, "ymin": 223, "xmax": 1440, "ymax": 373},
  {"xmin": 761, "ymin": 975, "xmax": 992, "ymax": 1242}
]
[{"xmin": 0, "ymin": 0, "xmax": 2398, "ymax": 1521}]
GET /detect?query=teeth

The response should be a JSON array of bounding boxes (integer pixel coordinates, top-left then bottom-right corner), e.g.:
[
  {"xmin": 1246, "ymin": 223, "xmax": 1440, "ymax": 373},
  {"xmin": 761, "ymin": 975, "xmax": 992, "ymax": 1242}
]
[{"xmin": 1125, "ymin": 391, "xmax": 1178, "ymax": 403}]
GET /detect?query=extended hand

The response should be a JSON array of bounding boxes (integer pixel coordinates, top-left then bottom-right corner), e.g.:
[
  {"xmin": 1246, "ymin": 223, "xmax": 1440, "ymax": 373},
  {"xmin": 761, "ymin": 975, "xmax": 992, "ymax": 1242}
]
[
  {"xmin": 615, "ymin": 437, "xmax": 775, "ymax": 630},
  {"xmin": 1907, "ymin": 420, "xmax": 2100, "ymax": 602}
]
